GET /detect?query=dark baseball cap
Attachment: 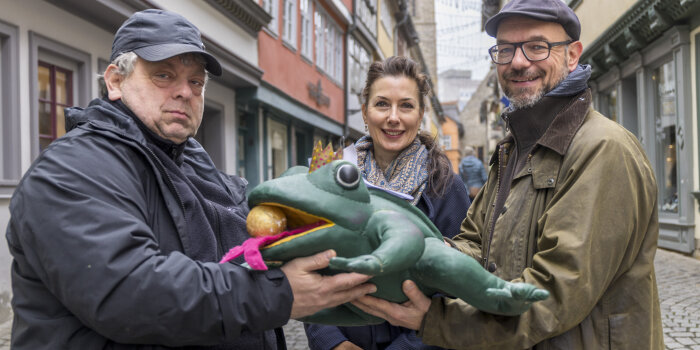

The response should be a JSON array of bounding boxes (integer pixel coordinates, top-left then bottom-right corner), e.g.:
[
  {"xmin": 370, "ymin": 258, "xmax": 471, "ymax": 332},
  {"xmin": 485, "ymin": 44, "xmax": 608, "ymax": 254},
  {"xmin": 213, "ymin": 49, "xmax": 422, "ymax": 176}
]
[
  {"xmin": 111, "ymin": 9, "xmax": 222, "ymax": 76},
  {"xmin": 485, "ymin": 0, "xmax": 581, "ymax": 41}
]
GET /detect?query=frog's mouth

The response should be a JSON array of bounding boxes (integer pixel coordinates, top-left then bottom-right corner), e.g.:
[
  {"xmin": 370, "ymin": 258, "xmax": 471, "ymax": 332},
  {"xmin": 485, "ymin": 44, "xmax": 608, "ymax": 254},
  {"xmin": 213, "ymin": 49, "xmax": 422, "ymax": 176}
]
[{"xmin": 256, "ymin": 203, "xmax": 334, "ymax": 248}]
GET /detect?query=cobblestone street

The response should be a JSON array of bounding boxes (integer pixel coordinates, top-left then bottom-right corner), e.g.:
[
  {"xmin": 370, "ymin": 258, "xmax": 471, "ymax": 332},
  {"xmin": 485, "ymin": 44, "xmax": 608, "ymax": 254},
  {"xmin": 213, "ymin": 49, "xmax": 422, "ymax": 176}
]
[{"xmin": 284, "ymin": 248, "xmax": 700, "ymax": 350}]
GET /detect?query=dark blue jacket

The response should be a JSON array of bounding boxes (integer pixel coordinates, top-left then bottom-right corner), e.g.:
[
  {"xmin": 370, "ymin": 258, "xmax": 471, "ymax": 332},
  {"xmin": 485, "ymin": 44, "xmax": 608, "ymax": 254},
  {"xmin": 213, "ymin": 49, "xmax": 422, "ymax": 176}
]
[
  {"xmin": 304, "ymin": 173, "xmax": 469, "ymax": 350},
  {"xmin": 6, "ymin": 98, "xmax": 292, "ymax": 349}
]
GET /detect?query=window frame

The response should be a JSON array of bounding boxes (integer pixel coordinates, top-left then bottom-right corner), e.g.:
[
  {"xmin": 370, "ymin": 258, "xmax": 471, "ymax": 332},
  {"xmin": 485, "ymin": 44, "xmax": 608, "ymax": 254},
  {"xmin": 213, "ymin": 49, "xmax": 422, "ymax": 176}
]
[
  {"xmin": 0, "ymin": 19, "xmax": 20, "ymax": 194},
  {"xmin": 29, "ymin": 31, "xmax": 91, "ymax": 159},
  {"xmin": 37, "ymin": 61, "xmax": 73, "ymax": 151}
]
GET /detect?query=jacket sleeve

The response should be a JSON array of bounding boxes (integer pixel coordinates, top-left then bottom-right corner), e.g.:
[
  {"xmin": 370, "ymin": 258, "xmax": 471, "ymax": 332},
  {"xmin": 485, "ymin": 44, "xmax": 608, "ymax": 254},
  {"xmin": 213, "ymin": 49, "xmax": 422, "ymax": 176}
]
[
  {"xmin": 419, "ymin": 128, "xmax": 657, "ymax": 349},
  {"xmin": 304, "ymin": 323, "xmax": 349, "ymax": 350},
  {"xmin": 426, "ymin": 174, "xmax": 470, "ymax": 239},
  {"xmin": 447, "ymin": 167, "xmax": 493, "ymax": 262},
  {"xmin": 8, "ymin": 135, "xmax": 293, "ymax": 346}
]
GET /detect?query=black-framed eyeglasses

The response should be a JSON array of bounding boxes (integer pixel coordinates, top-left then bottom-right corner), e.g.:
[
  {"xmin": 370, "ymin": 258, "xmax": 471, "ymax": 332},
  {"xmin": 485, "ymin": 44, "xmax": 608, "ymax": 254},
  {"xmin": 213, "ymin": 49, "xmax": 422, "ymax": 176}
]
[{"xmin": 488, "ymin": 40, "xmax": 573, "ymax": 65}]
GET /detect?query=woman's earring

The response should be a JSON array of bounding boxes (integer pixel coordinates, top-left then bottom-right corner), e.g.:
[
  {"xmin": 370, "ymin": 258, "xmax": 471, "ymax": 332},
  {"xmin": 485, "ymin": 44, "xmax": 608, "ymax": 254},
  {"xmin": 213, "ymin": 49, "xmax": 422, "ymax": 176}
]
[{"xmin": 364, "ymin": 124, "xmax": 368, "ymax": 132}]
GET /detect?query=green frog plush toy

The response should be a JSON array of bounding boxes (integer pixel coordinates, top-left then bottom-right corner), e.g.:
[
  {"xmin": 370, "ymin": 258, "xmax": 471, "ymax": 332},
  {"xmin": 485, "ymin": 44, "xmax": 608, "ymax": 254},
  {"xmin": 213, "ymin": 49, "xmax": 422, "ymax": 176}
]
[{"xmin": 221, "ymin": 146, "xmax": 548, "ymax": 326}]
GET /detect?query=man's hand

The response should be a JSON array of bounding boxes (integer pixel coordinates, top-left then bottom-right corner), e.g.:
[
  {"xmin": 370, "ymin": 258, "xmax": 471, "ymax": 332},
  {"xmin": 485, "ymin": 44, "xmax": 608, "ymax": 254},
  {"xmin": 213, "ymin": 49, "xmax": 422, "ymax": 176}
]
[
  {"xmin": 351, "ymin": 280, "xmax": 430, "ymax": 330},
  {"xmin": 282, "ymin": 249, "xmax": 376, "ymax": 319}
]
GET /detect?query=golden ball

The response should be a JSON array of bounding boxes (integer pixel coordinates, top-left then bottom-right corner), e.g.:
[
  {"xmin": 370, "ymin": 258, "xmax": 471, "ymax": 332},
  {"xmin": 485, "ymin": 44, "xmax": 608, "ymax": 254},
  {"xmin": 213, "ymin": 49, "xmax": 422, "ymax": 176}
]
[{"xmin": 247, "ymin": 205, "xmax": 287, "ymax": 237}]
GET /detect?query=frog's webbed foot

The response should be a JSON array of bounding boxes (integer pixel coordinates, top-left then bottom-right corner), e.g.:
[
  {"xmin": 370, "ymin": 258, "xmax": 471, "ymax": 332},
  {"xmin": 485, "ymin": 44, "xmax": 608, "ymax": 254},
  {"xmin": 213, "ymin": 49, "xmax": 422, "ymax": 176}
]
[
  {"xmin": 329, "ymin": 254, "xmax": 383, "ymax": 275},
  {"xmin": 485, "ymin": 282, "xmax": 549, "ymax": 315}
]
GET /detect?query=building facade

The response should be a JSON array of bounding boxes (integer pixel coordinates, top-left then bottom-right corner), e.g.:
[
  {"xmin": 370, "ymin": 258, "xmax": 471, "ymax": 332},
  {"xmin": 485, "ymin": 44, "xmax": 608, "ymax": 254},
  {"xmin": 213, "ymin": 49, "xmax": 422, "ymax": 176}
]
[
  {"xmin": 244, "ymin": 0, "xmax": 351, "ymax": 186},
  {"xmin": 575, "ymin": 0, "xmax": 700, "ymax": 256}
]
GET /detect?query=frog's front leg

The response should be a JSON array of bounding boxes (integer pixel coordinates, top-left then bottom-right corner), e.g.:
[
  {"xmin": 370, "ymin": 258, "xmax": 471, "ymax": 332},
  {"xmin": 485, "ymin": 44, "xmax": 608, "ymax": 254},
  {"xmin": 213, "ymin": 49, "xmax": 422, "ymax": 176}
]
[
  {"xmin": 329, "ymin": 211, "xmax": 424, "ymax": 275},
  {"xmin": 411, "ymin": 238, "xmax": 549, "ymax": 316}
]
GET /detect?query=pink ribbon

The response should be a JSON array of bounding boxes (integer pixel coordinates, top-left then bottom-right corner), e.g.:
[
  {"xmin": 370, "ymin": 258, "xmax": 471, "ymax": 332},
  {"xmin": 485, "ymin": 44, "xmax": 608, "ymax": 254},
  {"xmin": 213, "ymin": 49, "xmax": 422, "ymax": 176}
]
[{"xmin": 219, "ymin": 222, "xmax": 324, "ymax": 270}]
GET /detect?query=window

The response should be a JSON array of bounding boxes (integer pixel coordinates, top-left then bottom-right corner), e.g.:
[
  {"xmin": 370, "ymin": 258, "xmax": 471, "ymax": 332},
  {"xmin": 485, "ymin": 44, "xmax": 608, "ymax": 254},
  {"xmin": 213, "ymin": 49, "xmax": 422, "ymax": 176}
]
[
  {"xmin": 441, "ymin": 135, "xmax": 452, "ymax": 150},
  {"xmin": 314, "ymin": 7, "xmax": 342, "ymax": 83},
  {"xmin": 325, "ymin": 20, "xmax": 333, "ymax": 75},
  {"xmin": 653, "ymin": 60, "xmax": 678, "ymax": 213},
  {"xmin": 29, "ymin": 32, "xmax": 91, "ymax": 159},
  {"xmin": 38, "ymin": 61, "xmax": 72, "ymax": 151},
  {"xmin": 348, "ymin": 36, "xmax": 370, "ymax": 98},
  {"xmin": 334, "ymin": 29, "xmax": 343, "ymax": 81},
  {"xmin": 357, "ymin": 0, "xmax": 377, "ymax": 37},
  {"xmin": 315, "ymin": 10, "xmax": 324, "ymax": 70},
  {"xmin": 282, "ymin": 0, "xmax": 297, "ymax": 48},
  {"xmin": 262, "ymin": 0, "xmax": 279, "ymax": 34},
  {"xmin": 300, "ymin": 0, "xmax": 313, "ymax": 59}
]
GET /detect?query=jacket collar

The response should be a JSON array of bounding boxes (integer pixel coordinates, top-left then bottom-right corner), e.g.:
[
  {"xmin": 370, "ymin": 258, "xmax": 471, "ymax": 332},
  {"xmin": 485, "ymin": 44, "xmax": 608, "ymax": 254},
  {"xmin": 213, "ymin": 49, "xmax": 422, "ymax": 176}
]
[
  {"xmin": 65, "ymin": 98, "xmax": 186, "ymax": 163},
  {"xmin": 490, "ymin": 89, "xmax": 591, "ymax": 165}
]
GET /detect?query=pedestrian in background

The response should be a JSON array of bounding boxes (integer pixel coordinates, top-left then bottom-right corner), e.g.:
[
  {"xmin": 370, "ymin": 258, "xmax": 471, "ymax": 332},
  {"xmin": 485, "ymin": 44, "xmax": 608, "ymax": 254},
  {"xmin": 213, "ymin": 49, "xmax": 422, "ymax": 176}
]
[
  {"xmin": 350, "ymin": 0, "xmax": 664, "ymax": 348},
  {"xmin": 304, "ymin": 55, "xmax": 469, "ymax": 350},
  {"xmin": 459, "ymin": 146, "xmax": 488, "ymax": 200},
  {"xmin": 5, "ymin": 9, "xmax": 375, "ymax": 349}
]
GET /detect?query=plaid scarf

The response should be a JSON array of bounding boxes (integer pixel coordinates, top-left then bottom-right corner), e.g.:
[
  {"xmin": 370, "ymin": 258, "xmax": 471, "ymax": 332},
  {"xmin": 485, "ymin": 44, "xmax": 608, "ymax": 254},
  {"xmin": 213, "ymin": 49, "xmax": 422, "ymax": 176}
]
[{"xmin": 355, "ymin": 135, "xmax": 429, "ymax": 205}]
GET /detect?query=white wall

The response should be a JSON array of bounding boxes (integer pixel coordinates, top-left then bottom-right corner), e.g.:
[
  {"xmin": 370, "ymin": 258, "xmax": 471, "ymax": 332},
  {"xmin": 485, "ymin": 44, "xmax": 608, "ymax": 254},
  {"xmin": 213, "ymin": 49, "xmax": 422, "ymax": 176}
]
[{"xmin": 151, "ymin": 0, "xmax": 259, "ymax": 66}]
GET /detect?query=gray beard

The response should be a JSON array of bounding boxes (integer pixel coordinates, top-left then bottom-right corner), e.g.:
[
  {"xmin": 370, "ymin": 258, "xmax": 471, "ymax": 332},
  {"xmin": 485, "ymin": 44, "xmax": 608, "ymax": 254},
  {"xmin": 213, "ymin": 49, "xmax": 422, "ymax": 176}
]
[{"xmin": 505, "ymin": 63, "xmax": 570, "ymax": 111}]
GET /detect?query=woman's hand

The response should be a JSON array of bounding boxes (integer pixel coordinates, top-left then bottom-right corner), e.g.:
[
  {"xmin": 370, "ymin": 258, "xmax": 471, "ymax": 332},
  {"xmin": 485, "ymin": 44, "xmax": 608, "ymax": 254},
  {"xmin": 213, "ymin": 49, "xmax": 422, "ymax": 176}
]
[{"xmin": 351, "ymin": 280, "xmax": 431, "ymax": 330}]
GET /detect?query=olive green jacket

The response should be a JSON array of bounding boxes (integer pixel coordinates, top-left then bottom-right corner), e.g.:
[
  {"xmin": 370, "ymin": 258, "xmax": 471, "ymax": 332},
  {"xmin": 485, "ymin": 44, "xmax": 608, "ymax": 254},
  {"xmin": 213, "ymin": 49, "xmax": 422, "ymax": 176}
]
[{"xmin": 419, "ymin": 93, "xmax": 663, "ymax": 349}]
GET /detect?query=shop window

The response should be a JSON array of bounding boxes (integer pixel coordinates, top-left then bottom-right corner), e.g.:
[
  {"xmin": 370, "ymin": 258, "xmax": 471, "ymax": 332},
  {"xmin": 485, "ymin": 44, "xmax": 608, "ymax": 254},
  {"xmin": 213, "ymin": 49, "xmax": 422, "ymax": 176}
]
[
  {"xmin": 268, "ymin": 119, "xmax": 288, "ymax": 179},
  {"xmin": 653, "ymin": 60, "xmax": 678, "ymax": 213}
]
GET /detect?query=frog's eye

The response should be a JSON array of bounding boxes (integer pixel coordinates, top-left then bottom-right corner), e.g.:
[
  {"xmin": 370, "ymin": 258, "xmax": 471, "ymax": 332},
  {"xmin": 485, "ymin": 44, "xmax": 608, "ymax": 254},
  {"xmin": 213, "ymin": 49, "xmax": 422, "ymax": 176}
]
[{"xmin": 336, "ymin": 164, "xmax": 360, "ymax": 189}]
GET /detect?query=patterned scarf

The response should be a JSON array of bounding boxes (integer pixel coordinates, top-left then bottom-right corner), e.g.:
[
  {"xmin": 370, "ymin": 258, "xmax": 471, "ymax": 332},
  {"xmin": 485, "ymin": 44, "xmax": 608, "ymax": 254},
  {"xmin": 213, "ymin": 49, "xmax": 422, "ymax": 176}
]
[{"xmin": 355, "ymin": 135, "xmax": 429, "ymax": 205}]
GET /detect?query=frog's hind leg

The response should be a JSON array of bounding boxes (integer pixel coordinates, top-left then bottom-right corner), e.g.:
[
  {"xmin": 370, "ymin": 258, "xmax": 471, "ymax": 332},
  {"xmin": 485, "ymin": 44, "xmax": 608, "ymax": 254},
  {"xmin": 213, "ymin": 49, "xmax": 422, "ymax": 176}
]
[
  {"xmin": 300, "ymin": 304, "xmax": 385, "ymax": 326},
  {"xmin": 409, "ymin": 238, "xmax": 548, "ymax": 316}
]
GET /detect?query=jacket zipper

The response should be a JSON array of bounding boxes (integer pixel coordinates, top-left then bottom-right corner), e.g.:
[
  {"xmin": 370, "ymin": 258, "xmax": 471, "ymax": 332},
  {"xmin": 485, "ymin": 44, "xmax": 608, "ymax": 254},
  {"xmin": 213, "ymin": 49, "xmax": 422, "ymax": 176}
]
[{"xmin": 483, "ymin": 143, "xmax": 505, "ymax": 269}]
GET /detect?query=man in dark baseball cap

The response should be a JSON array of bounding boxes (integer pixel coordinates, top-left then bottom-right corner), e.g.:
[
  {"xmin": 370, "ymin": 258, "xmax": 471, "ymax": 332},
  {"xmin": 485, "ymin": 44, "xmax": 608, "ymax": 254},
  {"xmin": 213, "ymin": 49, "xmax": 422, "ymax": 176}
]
[
  {"xmin": 346, "ymin": 0, "xmax": 663, "ymax": 348},
  {"xmin": 6, "ymin": 8, "xmax": 377, "ymax": 350},
  {"xmin": 111, "ymin": 9, "xmax": 222, "ymax": 76}
]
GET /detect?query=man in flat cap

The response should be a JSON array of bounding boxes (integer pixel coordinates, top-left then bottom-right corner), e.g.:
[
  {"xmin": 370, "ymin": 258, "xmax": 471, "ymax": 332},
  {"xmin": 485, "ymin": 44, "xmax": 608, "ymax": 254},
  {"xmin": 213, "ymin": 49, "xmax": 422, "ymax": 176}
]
[
  {"xmin": 352, "ymin": 0, "xmax": 664, "ymax": 348},
  {"xmin": 6, "ymin": 9, "xmax": 375, "ymax": 349}
]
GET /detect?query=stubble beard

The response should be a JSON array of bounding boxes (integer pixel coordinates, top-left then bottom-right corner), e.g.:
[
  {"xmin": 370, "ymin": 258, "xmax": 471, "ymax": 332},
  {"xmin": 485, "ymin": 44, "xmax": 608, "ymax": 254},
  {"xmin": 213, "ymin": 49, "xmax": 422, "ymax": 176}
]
[{"xmin": 503, "ymin": 61, "xmax": 570, "ymax": 110}]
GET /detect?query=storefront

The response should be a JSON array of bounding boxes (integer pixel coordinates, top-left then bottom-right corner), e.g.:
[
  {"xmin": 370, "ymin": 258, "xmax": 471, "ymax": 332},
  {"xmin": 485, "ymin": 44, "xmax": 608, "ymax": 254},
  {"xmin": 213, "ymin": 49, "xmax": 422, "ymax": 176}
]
[{"xmin": 580, "ymin": 0, "xmax": 700, "ymax": 254}]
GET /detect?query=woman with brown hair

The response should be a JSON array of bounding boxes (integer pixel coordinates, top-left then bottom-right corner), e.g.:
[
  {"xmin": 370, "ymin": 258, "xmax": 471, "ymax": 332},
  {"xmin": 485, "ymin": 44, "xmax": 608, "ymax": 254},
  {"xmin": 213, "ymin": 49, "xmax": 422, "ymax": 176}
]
[{"xmin": 304, "ymin": 56, "xmax": 470, "ymax": 349}]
